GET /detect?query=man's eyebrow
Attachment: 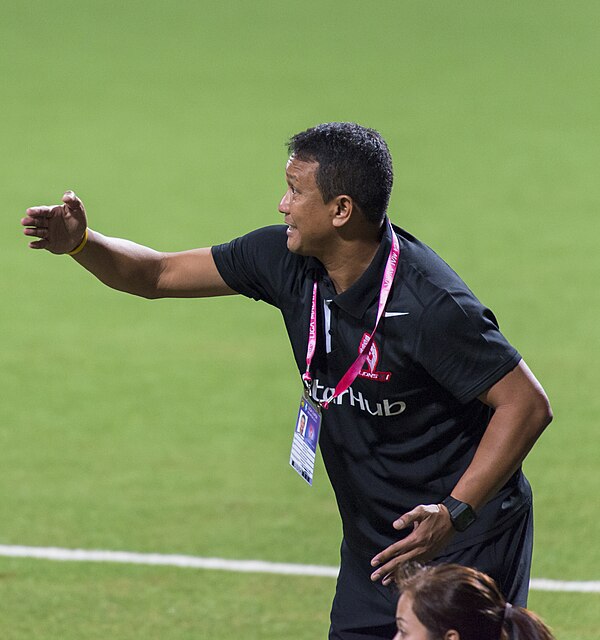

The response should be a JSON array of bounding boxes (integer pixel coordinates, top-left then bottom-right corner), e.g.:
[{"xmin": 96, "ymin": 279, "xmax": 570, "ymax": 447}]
[{"xmin": 285, "ymin": 171, "xmax": 297, "ymax": 182}]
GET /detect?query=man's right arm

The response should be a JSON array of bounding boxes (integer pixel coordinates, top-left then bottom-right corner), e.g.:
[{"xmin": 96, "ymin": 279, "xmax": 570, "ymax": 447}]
[{"xmin": 21, "ymin": 191, "xmax": 236, "ymax": 299}]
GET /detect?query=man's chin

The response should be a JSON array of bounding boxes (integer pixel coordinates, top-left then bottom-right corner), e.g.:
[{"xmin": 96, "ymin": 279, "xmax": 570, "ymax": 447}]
[
  {"xmin": 287, "ymin": 244, "xmax": 313, "ymax": 258},
  {"xmin": 286, "ymin": 237, "xmax": 303, "ymax": 254},
  {"xmin": 286, "ymin": 232, "xmax": 319, "ymax": 257}
]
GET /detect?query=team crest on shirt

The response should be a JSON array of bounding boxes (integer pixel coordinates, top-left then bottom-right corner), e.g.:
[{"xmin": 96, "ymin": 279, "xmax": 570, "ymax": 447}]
[{"xmin": 358, "ymin": 333, "xmax": 392, "ymax": 382}]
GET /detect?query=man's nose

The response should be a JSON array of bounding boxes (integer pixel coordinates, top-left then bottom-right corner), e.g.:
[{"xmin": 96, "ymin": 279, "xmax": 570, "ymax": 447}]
[{"xmin": 278, "ymin": 191, "xmax": 289, "ymax": 214}]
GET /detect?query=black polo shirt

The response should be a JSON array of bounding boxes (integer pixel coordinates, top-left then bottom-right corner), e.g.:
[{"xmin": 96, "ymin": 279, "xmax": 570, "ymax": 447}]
[{"xmin": 212, "ymin": 222, "xmax": 528, "ymax": 557}]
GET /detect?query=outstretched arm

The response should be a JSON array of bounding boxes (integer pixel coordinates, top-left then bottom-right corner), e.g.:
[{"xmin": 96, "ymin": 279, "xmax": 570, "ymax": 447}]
[
  {"xmin": 21, "ymin": 191, "xmax": 236, "ymax": 299},
  {"xmin": 370, "ymin": 359, "xmax": 552, "ymax": 584}
]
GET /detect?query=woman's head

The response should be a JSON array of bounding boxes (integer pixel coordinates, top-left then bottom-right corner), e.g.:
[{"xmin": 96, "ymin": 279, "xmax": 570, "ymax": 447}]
[
  {"xmin": 393, "ymin": 563, "xmax": 555, "ymax": 640},
  {"xmin": 394, "ymin": 564, "xmax": 504, "ymax": 640}
]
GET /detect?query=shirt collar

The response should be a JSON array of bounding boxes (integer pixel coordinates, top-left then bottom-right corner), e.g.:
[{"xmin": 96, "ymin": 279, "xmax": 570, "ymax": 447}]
[{"xmin": 310, "ymin": 219, "xmax": 394, "ymax": 319}]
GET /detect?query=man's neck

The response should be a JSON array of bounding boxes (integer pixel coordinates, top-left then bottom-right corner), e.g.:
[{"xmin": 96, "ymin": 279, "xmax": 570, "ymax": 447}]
[{"xmin": 320, "ymin": 235, "xmax": 382, "ymax": 294}]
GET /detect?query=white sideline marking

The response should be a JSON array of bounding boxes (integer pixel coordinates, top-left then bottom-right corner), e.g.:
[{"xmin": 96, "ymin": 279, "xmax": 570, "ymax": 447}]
[
  {"xmin": 529, "ymin": 578, "xmax": 600, "ymax": 593},
  {"xmin": 0, "ymin": 545, "xmax": 339, "ymax": 578},
  {"xmin": 0, "ymin": 545, "xmax": 598, "ymax": 593}
]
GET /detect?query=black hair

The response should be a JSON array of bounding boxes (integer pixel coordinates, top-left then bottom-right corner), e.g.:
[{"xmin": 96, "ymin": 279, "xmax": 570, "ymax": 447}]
[{"xmin": 287, "ymin": 122, "xmax": 393, "ymax": 225}]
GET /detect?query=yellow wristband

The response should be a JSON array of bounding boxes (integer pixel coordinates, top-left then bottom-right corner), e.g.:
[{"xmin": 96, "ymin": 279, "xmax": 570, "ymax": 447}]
[{"xmin": 68, "ymin": 228, "xmax": 88, "ymax": 256}]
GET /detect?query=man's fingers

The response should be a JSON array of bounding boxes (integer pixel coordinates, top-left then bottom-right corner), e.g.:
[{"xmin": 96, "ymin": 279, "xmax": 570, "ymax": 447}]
[
  {"xmin": 23, "ymin": 226, "xmax": 48, "ymax": 238},
  {"xmin": 24, "ymin": 194, "xmax": 84, "ymax": 225},
  {"xmin": 25, "ymin": 206, "xmax": 53, "ymax": 218},
  {"xmin": 371, "ymin": 504, "xmax": 451, "ymax": 582},
  {"xmin": 393, "ymin": 503, "xmax": 441, "ymax": 530},
  {"xmin": 371, "ymin": 535, "xmax": 418, "ymax": 568},
  {"xmin": 370, "ymin": 547, "xmax": 424, "ymax": 582},
  {"xmin": 393, "ymin": 507, "xmax": 422, "ymax": 531},
  {"xmin": 393, "ymin": 514, "xmax": 412, "ymax": 531},
  {"xmin": 21, "ymin": 216, "xmax": 47, "ymax": 227},
  {"xmin": 62, "ymin": 190, "xmax": 83, "ymax": 213},
  {"xmin": 24, "ymin": 204, "xmax": 66, "ymax": 221},
  {"xmin": 370, "ymin": 534, "xmax": 436, "ymax": 582},
  {"xmin": 29, "ymin": 238, "xmax": 49, "ymax": 249}
]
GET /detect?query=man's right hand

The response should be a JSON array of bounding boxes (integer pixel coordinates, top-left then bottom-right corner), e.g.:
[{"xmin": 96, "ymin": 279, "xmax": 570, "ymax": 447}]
[
  {"xmin": 21, "ymin": 191, "xmax": 88, "ymax": 255},
  {"xmin": 20, "ymin": 190, "xmax": 234, "ymax": 298}
]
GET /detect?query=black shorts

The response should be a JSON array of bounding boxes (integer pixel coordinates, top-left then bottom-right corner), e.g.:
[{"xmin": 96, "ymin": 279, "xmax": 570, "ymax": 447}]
[{"xmin": 328, "ymin": 507, "xmax": 533, "ymax": 640}]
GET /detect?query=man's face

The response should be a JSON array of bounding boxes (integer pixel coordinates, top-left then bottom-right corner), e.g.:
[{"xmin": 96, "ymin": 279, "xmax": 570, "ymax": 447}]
[{"xmin": 278, "ymin": 156, "xmax": 336, "ymax": 256}]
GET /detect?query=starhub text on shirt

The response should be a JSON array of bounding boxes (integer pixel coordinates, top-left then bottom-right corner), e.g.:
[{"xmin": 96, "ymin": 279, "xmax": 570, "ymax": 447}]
[{"xmin": 309, "ymin": 379, "xmax": 406, "ymax": 417}]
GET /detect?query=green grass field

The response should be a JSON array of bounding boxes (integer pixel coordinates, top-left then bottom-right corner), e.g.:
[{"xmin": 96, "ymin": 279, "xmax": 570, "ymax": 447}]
[{"xmin": 1, "ymin": 1, "xmax": 599, "ymax": 638}]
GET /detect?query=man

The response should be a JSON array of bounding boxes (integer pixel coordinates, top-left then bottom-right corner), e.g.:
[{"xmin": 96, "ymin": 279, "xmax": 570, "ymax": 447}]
[
  {"xmin": 21, "ymin": 123, "xmax": 552, "ymax": 639},
  {"xmin": 298, "ymin": 413, "xmax": 307, "ymax": 436}
]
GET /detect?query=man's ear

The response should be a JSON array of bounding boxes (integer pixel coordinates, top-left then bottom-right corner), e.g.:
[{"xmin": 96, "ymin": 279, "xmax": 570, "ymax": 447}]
[
  {"xmin": 443, "ymin": 630, "xmax": 460, "ymax": 640},
  {"xmin": 331, "ymin": 195, "xmax": 354, "ymax": 228}
]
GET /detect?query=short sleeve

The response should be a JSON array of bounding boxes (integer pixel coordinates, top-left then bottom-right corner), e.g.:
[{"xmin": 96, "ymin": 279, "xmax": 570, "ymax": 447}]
[
  {"xmin": 414, "ymin": 290, "xmax": 521, "ymax": 403},
  {"xmin": 211, "ymin": 225, "xmax": 290, "ymax": 306}
]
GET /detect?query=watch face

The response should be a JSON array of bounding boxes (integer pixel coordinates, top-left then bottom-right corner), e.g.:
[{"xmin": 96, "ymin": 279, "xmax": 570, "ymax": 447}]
[
  {"xmin": 453, "ymin": 503, "xmax": 476, "ymax": 532},
  {"xmin": 443, "ymin": 497, "xmax": 476, "ymax": 532}
]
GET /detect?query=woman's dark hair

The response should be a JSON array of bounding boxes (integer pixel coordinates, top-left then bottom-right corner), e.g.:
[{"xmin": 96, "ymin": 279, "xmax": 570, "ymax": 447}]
[
  {"xmin": 287, "ymin": 122, "xmax": 393, "ymax": 226},
  {"xmin": 395, "ymin": 563, "xmax": 555, "ymax": 640}
]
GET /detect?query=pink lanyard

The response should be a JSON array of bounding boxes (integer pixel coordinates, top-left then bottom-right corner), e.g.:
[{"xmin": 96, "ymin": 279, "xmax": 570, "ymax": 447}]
[{"xmin": 302, "ymin": 221, "xmax": 400, "ymax": 409}]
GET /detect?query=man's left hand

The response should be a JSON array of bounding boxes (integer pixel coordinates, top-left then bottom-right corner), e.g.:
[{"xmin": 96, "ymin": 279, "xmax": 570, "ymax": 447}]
[{"xmin": 370, "ymin": 503, "xmax": 455, "ymax": 585}]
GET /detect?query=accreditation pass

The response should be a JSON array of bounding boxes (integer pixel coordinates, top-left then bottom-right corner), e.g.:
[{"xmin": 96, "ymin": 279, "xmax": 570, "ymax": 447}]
[{"xmin": 289, "ymin": 393, "xmax": 322, "ymax": 485}]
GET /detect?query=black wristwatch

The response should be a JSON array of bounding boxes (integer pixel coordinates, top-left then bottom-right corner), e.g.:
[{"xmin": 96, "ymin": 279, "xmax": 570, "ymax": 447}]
[{"xmin": 441, "ymin": 496, "xmax": 477, "ymax": 532}]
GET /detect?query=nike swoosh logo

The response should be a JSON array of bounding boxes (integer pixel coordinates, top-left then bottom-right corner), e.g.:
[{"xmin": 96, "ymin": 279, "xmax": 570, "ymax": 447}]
[{"xmin": 385, "ymin": 311, "xmax": 410, "ymax": 317}]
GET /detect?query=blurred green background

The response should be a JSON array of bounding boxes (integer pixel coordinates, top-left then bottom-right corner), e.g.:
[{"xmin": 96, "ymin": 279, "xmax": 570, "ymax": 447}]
[{"xmin": 1, "ymin": 1, "xmax": 598, "ymax": 638}]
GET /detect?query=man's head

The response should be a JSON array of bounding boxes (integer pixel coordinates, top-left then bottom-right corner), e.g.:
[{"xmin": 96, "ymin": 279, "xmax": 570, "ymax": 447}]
[{"xmin": 287, "ymin": 122, "xmax": 393, "ymax": 226}]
